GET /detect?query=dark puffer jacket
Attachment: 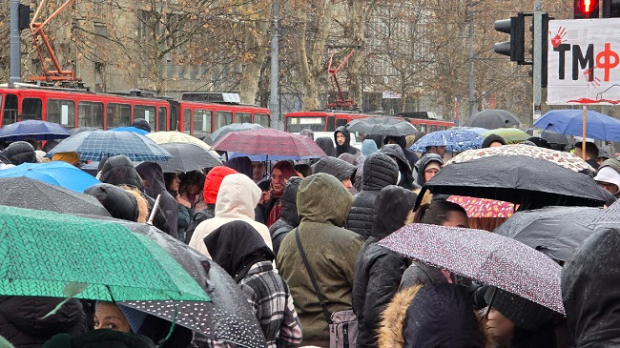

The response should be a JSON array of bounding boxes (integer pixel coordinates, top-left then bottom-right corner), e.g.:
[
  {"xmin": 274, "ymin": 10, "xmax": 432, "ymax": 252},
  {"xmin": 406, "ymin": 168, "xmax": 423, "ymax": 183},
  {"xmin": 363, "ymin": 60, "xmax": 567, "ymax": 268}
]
[
  {"xmin": 268, "ymin": 177, "xmax": 302, "ymax": 256},
  {"xmin": 380, "ymin": 144, "xmax": 416, "ymax": 190},
  {"xmin": 0, "ymin": 297, "xmax": 87, "ymax": 348},
  {"xmin": 2, "ymin": 141, "xmax": 36, "ymax": 165},
  {"xmin": 312, "ymin": 157, "xmax": 357, "ymax": 182},
  {"xmin": 353, "ymin": 185, "xmax": 415, "ymax": 348},
  {"xmin": 346, "ymin": 153, "xmax": 399, "ymax": 239},
  {"xmin": 384, "ymin": 135, "xmax": 419, "ymax": 170},
  {"xmin": 84, "ymin": 183, "xmax": 144, "ymax": 222}
]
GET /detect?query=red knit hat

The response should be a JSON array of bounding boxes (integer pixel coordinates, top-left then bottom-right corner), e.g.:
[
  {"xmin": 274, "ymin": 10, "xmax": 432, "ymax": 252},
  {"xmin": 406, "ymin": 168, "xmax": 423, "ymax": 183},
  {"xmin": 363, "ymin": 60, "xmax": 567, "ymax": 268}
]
[{"xmin": 203, "ymin": 166, "xmax": 238, "ymax": 204}]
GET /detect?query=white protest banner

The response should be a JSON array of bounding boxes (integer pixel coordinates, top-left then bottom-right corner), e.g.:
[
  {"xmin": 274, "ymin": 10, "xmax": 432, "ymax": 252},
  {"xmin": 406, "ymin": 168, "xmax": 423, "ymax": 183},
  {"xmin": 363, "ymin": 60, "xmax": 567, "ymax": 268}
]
[{"xmin": 547, "ymin": 18, "xmax": 620, "ymax": 105}]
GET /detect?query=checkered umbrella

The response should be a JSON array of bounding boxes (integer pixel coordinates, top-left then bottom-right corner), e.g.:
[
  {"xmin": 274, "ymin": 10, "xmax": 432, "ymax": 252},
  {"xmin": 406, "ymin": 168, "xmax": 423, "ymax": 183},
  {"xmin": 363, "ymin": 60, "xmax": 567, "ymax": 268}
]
[{"xmin": 48, "ymin": 130, "xmax": 172, "ymax": 161}]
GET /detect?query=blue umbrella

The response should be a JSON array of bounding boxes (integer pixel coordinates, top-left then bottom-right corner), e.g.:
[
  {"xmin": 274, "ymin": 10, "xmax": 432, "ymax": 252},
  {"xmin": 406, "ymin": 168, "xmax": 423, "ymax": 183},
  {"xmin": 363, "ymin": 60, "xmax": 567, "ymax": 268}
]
[
  {"xmin": 534, "ymin": 109, "xmax": 620, "ymax": 142},
  {"xmin": 0, "ymin": 120, "xmax": 70, "ymax": 141},
  {"xmin": 47, "ymin": 130, "xmax": 172, "ymax": 161},
  {"xmin": 452, "ymin": 126, "xmax": 488, "ymax": 135},
  {"xmin": 112, "ymin": 126, "xmax": 149, "ymax": 136},
  {"xmin": 0, "ymin": 161, "xmax": 101, "ymax": 193},
  {"xmin": 410, "ymin": 128, "xmax": 484, "ymax": 152}
]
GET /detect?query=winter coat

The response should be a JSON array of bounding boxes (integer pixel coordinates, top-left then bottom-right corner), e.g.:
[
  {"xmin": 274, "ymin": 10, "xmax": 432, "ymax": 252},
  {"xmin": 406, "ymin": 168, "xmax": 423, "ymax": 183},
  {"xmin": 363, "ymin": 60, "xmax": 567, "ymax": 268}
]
[
  {"xmin": 136, "ymin": 162, "xmax": 179, "ymax": 240},
  {"xmin": 315, "ymin": 137, "xmax": 336, "ymax": 157},
  {"xmin": 277, "ymin": 173, "xmax": 363, "ymax": 346},
  {"xmin": 415, "ymin": 153, "xmax": 443, "ymax": 186},
  {"xmin": 2, "ymin": 141, "xmax": 36, "ymax": 166},
  {"xmin": 346, "ymin": 153, "xmax": 399, "ymax": 239},
  {"xmin": 268, "ymin": 177, "xmax": 302, "ymax": 257},
  {"xmin": 378, "ymin": 284, "xmax": 485, "ymax": 348},
  {"xmin": 311, "ymin": 156, "xmax": 357, "ymax": 182},
  {"xmin": 84, "ymin": 183, "xmax": 148, "ymax": 223},
  {"xmin": 334, "ymin": 126, "xmax": 360, "ymax": 157},
  {"xmin": 132, "ymin": 118, "xmax": 152, "ymax": 132},
  {"xmin": 562, "ymin": 225, "xmax": 620, "ymax": 347},
  {"xmin": 0, "ymin": 297, "xmax": 87, "ymax": 348},
  {"xmin": 184, "ymin": 204, "xmax": 215, "ymax": 244},
  {"xmin": 98, "ymin": 155, "xmax": 144, "ymax": 190},
  {"xmin": 361, "ymin": 139, "xmax": 379, "ymax": 157},
  {"xmin": 189, "ymin": 173, "xmax": 273, "ymax": 258},
  {"xmin": 353, "ymin": 185, "xmax": 415, "ymax": 348},
  {"xmin": 380, "ymin": 145, "xmax": 416, "ymax": 190},
  {"xmin": 43, "ymin": 330, "xmax": 155, "ymax": 348},
  {"xmin": 384, "ymin": 135, "xmax": 419, "ymax": 170},
  {"xmin": 205, "ymin": 221, "xmax": 302, "ymax": 348},
  {"xmin": 399, "ymin": 262, "xmax": 448, "ymax": 289}
]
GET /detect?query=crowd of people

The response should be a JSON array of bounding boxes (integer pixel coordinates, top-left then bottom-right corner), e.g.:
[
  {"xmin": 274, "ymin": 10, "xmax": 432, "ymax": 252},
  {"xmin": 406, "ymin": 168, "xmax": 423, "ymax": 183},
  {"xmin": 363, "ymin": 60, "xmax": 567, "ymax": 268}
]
[{"xmin": 0, "ymin": 120, "xmax": 619, "ymax": 348}]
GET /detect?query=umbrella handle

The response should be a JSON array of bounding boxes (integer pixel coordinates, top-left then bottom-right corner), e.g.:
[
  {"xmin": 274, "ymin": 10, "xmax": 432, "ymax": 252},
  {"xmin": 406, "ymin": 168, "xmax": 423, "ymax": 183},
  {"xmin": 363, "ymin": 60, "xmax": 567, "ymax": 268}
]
[
  {"xmin": 147, "ymin": 194, "xmax": 162, "ymax": 225},
  {"xmin": 485, "ymin": 287, "xmax": 498, "ymax": 319}
]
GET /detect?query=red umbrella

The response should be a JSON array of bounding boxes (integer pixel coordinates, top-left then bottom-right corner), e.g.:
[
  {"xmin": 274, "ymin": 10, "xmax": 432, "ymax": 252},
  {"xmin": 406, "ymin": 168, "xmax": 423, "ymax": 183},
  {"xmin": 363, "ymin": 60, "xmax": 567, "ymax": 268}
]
[
  {"xmin": 378, "ymin": 223, "xmax": 564, "ymax": 314},
  {"xmin": 212, "ymin": 128, "xmax": 326, "ymax": 159}
]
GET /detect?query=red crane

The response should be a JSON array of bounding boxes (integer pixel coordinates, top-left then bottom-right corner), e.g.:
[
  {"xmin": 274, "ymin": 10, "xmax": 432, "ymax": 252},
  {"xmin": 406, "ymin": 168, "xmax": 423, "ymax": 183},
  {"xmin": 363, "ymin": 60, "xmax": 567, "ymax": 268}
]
[{"xmin": 325, "ymin": 49, "xmax": 357, "ymax": 109}]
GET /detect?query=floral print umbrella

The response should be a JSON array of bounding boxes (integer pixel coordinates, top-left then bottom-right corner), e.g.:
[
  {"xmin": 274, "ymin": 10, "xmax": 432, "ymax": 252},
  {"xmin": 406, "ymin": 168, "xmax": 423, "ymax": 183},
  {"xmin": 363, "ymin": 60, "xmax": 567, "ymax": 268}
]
[{"xmin": 447, "ymin": 195, "xmax": 515, "ymax": 218}]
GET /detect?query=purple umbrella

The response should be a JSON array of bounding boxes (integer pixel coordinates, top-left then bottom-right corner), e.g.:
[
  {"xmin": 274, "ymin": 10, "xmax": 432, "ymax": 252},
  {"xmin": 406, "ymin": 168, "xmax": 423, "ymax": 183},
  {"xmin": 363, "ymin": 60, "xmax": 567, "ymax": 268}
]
[{"xmin": 378, "ymin": 223, "xmax": 564, "ymax": 314}]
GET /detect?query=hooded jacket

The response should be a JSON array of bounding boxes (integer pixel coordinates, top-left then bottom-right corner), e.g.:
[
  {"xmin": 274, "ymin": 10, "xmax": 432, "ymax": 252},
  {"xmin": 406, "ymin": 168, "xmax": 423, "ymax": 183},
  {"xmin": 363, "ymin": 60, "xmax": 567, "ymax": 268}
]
[
  {"xmin": 0, "ymin": 297, "xmax": 87, "ymax": 348},
  {"xmin": 361, "ymin": 139, "xmax": 379, "ymax": 157},
  {"xmin": 135, "ymin": 162, "xmax": 179, "ymax": 240},
  {"xmin": 189, "ymin": 173, "xmax": 272, "ymax": 258},
  {"xmin": 384, "ymin": 135, "xmax": 419, "ymax": 170},
  {"xmin": 415, "ymin": 153, "xmax": 443, "ymax": 186},
  {"xmin": 562, "ymin": 225, "xmax": 620, "ymax": 348},
  {"xmin": 276, "ymin": 173, "xmax": 363, "ymax": 346},
  {"xmin": 482, "ymin": 134, "xmax": 506, "ymax": 148},
  {"xmin": 378, "ymin": 284, "xmax": 485, "ymax": 348},
  {"xmin": 353, "ymin": 186, "xmax": 415, "ymax": 348},
  {"xmin": 380, "ymin": 144, "xmax": 416, "ymax": 190},
  {"xmin": 268, "ymin": 177, "xmax": 302, "ymax": 256},
  {"xmin": 311, "ymin": 156, "xmax": 357, "ymax": 182},
  {"xmin": 98, "ymin": 155, "xmax": 144, "ymax": 190},
  {"xmin": 334, "ymin": 126, "xmax": 360, "ymax": 157},
  {"xmin": 2, "ymin": 141, "xmax": 36, "ymax": 165},
  {"xmin": 346, "ymin": 153, "xmax": 399, "ymax": 239},
  {"xmin": 43, "ymin": 330, "xmax": 154, "ymax": 348},
  {"xmin": 84, "ymin": 184, "xmax": 148, "ymax": 223},
  {"xmin": 132, "ymin": 118, "xmax": 151, "ymax": 133},
  {"xmin": 315, "ymin": 137, "xmax": 336, "ymax": 157}
]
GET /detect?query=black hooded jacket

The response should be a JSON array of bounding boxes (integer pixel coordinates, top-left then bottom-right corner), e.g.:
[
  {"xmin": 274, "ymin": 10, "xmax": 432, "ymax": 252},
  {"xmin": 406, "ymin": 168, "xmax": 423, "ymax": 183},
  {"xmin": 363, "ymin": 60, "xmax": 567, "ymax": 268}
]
[
  {"xmin": 346, "ymin": 153, "xmax": 399, "ymax": 239},
  {"xmin": 2, "ymin": 141, "xmax": 36, "ymax": 165},
  {"xmin": 136, "ymin": 162, "xmax": 179, "ymax": 241},
  {"xmin": 312, "ymin": 157, "xmax": 357, "ymax": 182},
  {"xmin": 315, "ymin": 137, "xmax": 336, "ymax": 157},
  {"xmin": 0, "ymin": 297, "xmax": 87, "ymax": 348},
  {"xmin": 415, "ymin": 153, "xmax": 443, "ymax": 186},
  {"xmin": 353, "ymin": 185, "xmax": 416, "ymax": 348},
  {"xmin": 384, "ymin": 136, "xmax": 419, "ymax": 170},
  {"xmin": 268, "ymin": 177, "xmax": 302, "ymax": 256},
  {"xmin": 334, "ymin": 126, "xmax": 360, "ymax": 157},
  {"xmin": 562, "ymin": 225, "xmax": 620, "ymax": 348},
  {"xmin": 132, "ymin": 118, "xmax": 151, "ymax": 133},
  {"xmin": 84, "ymin": 183, "xmax": 141, "ymax": 222},
  {"xmin": 380, "ymin": 144, "xmax": 416, "ymax": 190},
  {"xmin": 204, "ymin": 220, "xmax": 275, "ymax": 282},
  {"xmin": 43, "ymin": 329, "xmax": 155, "ymax": 348}
]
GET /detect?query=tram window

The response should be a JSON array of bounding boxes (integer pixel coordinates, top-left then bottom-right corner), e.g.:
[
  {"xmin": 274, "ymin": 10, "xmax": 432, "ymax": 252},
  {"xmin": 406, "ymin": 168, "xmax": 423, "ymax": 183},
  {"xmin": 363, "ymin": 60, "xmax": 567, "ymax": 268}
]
[
  {"xmin": 193, "ymin": 109, "xmax": 212, "ymax": 137},
  {"xmin": 3, "ymin": 94, "xmax": 18, "ymax": 126},
  {"xmin": 107, "ymin": 103, "xmax": 131, "ymax": 128},
  {"xmin": 327, "ymin": 117, "xmax": 335, "ymax": 131},
  {"xmin": 78, "ymin": 101, "xmax": 104, "ymax": 128},
  {"xmin": 215, "ymin": 111, "xmax": 232, "ymax": 129},
  {"xmin": 22, "ymin": 98, "xmax": 43, "ymax": 121},
  {"xmin": 170, "ymin": 104, "xmax": 178, "ymax": 131},
  {"xmin": 234, "ymin": 112, "xmax": 251, "ymax": 124},
  {"xmin": 418, "ymin": 124, "xmax": 426, "ymax": 132},
  {"xmin": 158, "ymin": 107, "xmax": 167, "ymax": 131},
  {"xmin": 254, "ymin": 114, "xmax": 270, "ymax": 128},
  {"xmin": 438, "ymin": 126, "xmax": 446, "ymax": 131},
  {"xmin": 183, "ymin": 109, "xmax": 191, "ymax": 134},
  {"xmin": 429, "ymin": 125, "xmax": 437, "ymax": 132},
  {"xmin": 336, "ymin": 118, "xmax": 348, "ymax": 127},
  {"xmin": 134, "ymin": 105, "xmax": 156, "ymax": 126},
  {"xmin": 47, "ymin": 99, "xmax": 75, "ymax": 128}
]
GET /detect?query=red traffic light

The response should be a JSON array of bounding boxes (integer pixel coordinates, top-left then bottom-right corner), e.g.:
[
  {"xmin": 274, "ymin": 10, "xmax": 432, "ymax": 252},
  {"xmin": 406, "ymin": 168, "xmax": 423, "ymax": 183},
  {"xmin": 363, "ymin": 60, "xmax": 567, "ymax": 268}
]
[{"xmin": 574, "ymin": 0, "xmax": 600, "ymax": 18}]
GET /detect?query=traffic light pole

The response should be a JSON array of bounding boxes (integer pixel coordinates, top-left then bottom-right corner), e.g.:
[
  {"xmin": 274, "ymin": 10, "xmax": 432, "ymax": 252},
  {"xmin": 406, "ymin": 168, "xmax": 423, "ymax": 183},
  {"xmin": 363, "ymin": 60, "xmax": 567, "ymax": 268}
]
[
  {"xmin": 9, "ymin": 0, "xmax": 21, "ymax": 86},
  {"xmin": 468, "ymin": 0, "xmax": 475, "ymax": 121},
  {"xmin": 269, "ymin": 0, "xmax": 280, "ymax": 129},
  {"xmin": 532, "ymin": 0, "xmax": 543, "ymax": 132}
]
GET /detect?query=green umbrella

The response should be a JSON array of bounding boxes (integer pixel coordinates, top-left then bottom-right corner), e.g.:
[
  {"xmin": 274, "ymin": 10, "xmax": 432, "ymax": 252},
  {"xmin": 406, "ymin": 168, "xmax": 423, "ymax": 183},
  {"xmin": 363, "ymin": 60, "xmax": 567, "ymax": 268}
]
[
  {"xmin": 482, "ymin": 128, "xmax": 530, "ymax": 144},
  {"xmin": 0, "ymin": 205, "xmax": 210, "ymax": 303}
]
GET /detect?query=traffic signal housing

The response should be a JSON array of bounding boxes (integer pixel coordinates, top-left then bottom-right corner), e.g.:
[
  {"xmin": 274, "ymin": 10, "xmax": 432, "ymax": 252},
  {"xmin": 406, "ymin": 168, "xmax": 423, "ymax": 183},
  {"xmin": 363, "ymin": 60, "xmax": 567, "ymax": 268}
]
[
  {"xmin": 527, "ymin": 13, "xmax": 550, "ymax": 87},
  {"xmin": 493, "ymin": 14, "xmax": 525, "ymax": 63},
  {"xmin": 18, "ymin": 4, "xmax": 31, "ymax": 31},
  {"xmin": 574, "ymin": 0, "xmax": 599, "ymax": 18},
  {"xmin": 603, "ymin": 0, "xmax": 620, "ymax": 17}
]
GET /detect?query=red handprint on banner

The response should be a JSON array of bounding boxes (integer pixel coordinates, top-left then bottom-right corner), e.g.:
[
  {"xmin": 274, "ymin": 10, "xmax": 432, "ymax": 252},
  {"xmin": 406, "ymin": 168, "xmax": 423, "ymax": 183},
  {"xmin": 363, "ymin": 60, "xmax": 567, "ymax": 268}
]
[
  {"xmin": 550, "ymin": 26, "xmax": 567, "ymax": 48},
  {"xmin": 584, "ymin": 68, "xmax": 601, "ymax": 88}
]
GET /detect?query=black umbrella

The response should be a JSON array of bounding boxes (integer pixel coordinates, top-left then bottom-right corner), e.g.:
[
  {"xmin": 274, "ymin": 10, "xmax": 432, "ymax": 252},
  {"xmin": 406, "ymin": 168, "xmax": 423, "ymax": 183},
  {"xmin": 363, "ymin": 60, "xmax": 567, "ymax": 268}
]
[
  {"xmin": 463, "ymin": 109, "xmax": 520, "ymax": 129},
  {"xmin": 494, "ymin": 206, "xmax": 601, "ymax": 262},
  {"xmin": 0, "ymin": 177, "xmax": 110, "ymax": 216},
  {"xmin": 153, "ymin": 142, "xmax": 222, "ymax": 173},
  {"xmin": 420, "ymin": 155, "xmax": 610, "ymax": 209},
  {"xmin": 525, "ymin": 128, "xmax": 574, "ymax": 145},
  {"xmin": 84, "ymin": 217, "xmax": 266, "ymax": 348},
  {"xmin": 347, "ymin": 118, "xmax": 417, "ymax": 136}
]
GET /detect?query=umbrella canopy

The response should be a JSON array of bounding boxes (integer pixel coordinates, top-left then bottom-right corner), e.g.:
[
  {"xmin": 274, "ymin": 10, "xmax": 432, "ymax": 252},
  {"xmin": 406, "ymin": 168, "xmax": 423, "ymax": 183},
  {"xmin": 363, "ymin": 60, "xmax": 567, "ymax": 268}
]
[
  {"xmin": 422, "ymin": 155, "xmax": 609, "ymax": 209},
  {"xmin": 378, "ymin": 223, "xmax": 564, "ymax": 314},
  {"xmin": 494, "ymin": 206, "xmax": 600, "ymax": 262},
  {"xmin": 0, "ymin": 161, "xmax": 101, "ymax": 193},
  {"xmin": 534, "ymin": 109, "xmax": 620, "ymax": 142},
  {"xmin": 212, "ymin": 128, "xmax": 327, "ymax": 159},
  {"xmin": 346, "ymin": 118, "xmax": 417, "ymax": 136},
  {"xmin": 204, "ymin": 123, "xmax": 264, "ymax": 145},
  {"xmin": 410, "ymin": 128, "xmax": 484, "ymax": 152},
  {"xmin": 47, "ymin": 130, "xmax": 172, "ymax": 161},
  {"xmin": 0, "ymin": 177, "xmax": 110, "ymax": 216},
  {"xmin": 525, "ymin": 128, "xmax": 574, "ymax": 145},
  {"xmin": 592, "ymin": 199, "xmax": 620, "ymax": 224},
  {"xmin": 446, "ymin": 144, "xmax": 595, "ymax": 173},
  {"xmin": 463, "ymin": 109, "xmax": 520, "ymax": 129},
  {"xmin": 447, "ymin": 195, "xmax": 515, "ymax": 218},
  {"xmin": 0, "ymin": 206, "xmax": 210, "ymax": 302},
  {"xmin": 69, "ymin": 127, "xmax": 102, "ymax": 135},
  {"xmin": 0, "ymin": 120, "xmax": 70, "ymax": 141},
  {"xmin": 152, "ymin": 142, "xmax": 222, "ymax": 173},
  {"xmin": 482, "ymin": 128, "xmax": 530, "ymax": 144},
  {"xmin": 85, "ymin": 218, "xmax": 266, "ymax": 348},
  {"xmin": 452, "ymin": 126, "xmax": 488, "ymax": 135},
  {"xmin": 146, "ymin": 131, "xmax": 211, "ymax": 151},
  {"xmin": 112, "ymin": 126, "xmax": 149, "ymax": 136}
]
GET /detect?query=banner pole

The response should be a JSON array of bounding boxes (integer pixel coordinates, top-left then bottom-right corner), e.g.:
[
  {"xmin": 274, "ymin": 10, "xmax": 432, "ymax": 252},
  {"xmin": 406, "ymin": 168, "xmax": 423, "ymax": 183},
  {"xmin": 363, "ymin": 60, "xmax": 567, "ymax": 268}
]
[{"xmin": 582, "ymin": 106, "xmax": 587, "ymax": 160}]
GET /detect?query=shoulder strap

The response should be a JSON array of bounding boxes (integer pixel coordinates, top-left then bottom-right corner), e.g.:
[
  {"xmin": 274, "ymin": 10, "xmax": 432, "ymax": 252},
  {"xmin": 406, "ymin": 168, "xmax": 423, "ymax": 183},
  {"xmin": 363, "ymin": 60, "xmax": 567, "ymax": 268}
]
[{"xmin": 295, "ymin": 227, "xmax": 332, "ymax": 324}]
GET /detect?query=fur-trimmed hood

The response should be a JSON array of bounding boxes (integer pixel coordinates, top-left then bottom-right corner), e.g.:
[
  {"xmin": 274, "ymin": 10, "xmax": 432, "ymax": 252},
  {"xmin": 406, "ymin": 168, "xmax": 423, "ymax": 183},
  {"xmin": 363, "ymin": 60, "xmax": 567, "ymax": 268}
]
[{"xmin": 378, "ymin": 285, "xmax": 421, "ymax": 348}]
